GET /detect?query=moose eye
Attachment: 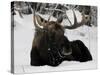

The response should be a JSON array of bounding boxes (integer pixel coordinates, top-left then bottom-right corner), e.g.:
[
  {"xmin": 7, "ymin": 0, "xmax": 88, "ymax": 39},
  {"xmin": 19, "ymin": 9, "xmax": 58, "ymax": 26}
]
[{"xmin": 41, "ymin": 18, "xmax": 43, "ymax": 22}]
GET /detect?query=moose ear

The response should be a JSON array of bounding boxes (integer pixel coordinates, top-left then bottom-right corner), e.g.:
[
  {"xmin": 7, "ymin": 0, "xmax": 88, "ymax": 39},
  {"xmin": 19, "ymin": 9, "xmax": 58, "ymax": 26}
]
[
  {"xmin": 56, "ymin": 15, "xmax": 63, "ymax": 24},
  {"xmin": 35, "ymin": 15, "xmax": 47, "ymax": 26}
]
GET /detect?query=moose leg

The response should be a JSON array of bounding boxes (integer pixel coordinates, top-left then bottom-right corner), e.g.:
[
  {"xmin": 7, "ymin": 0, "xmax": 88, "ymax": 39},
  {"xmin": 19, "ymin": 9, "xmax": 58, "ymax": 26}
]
[
  {"xmin": 48, "ymin": 50, "xmax": 62, "ymax": 66},
  {"xmin": 71, "ymin": 40, "xmax": 92, "ymax": 62},
  {"xmin": 30, "ymin": 47, "xmax": 45, "ymax": 66},
  {"xmin": 63, "ymin": 55, "xmax": 75, "ymax": 61}
]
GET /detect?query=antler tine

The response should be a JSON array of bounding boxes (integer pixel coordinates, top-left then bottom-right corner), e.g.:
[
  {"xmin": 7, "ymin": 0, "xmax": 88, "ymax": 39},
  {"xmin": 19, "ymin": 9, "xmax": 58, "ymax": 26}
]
[{"xmin": 72, "ymin": 10, "xmax": 78, "ymax": 26}]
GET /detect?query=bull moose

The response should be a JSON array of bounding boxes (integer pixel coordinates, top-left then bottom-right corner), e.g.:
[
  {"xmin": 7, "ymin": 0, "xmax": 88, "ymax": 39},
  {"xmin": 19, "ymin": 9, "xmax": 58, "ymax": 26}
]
[{"xmin": 30, "ymin": 8, "xmax": 92, "ymax": 66}]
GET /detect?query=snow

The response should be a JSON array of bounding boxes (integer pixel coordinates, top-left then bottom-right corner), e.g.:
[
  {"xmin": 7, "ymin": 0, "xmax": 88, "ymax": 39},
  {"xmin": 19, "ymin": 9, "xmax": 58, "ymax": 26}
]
[{"xmin": 13, "ymin": 11, "xmax": 97, "ymax": 73}]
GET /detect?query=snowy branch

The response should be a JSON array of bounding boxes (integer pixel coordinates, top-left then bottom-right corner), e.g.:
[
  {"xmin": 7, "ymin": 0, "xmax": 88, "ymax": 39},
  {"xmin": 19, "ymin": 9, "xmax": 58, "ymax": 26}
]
[
  {"xmin": 44, "ymin": 8, "xmax": 65, "ymax": 13},
  {"xmin": 48, "ymin": 4, "xmax": 59, "ymax": 21}
]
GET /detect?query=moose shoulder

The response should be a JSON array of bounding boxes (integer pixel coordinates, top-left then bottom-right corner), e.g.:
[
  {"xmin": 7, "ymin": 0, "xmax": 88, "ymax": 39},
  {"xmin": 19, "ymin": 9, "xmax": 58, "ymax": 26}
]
[{"xmin": 30, "ymin": 10, "xmax": 92, "ymax": 66}]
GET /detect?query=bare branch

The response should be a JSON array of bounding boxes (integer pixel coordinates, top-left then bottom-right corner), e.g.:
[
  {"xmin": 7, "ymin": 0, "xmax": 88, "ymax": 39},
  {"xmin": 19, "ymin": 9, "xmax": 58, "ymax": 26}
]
[
  {"xmin": 44, "ymin": 8, "xmax": 65, "ymax": 13},
  {"xmin": 47, "ymin": 4, "xmax": 59, "ymax": 22}
]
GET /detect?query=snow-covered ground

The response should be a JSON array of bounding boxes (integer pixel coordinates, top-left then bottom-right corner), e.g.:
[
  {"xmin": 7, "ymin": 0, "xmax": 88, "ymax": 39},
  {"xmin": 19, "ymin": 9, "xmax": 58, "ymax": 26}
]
[{"xmin": 13, "ymin": 10, "xmax": 97, "ymax": 73}]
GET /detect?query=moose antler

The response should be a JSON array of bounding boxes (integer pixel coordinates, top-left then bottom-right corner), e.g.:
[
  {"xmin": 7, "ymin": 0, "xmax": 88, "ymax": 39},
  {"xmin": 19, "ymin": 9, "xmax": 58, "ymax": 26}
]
[
  {"xmin": 63, "ymin": 10, "xmax": 91, "ymax": 29},
  {"xmin": 63, "ymin": 10, "xmax": 87, "ymax": 29},
  {"xmin": 29, "ymin": 3, "xmax": 44, "ymax": 29}
]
